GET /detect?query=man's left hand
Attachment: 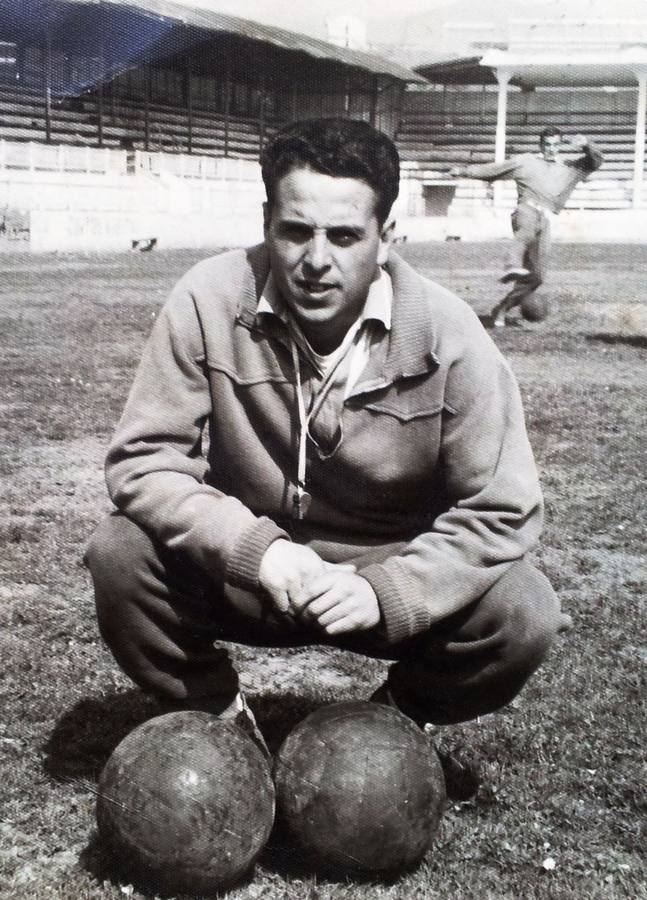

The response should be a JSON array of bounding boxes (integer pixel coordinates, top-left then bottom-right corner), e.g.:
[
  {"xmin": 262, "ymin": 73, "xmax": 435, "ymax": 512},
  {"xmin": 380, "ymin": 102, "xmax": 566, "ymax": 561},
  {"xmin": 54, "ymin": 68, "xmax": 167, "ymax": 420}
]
[{"xmin": 290, "ymin": 572, "xmax": 381, "ymax": 635}]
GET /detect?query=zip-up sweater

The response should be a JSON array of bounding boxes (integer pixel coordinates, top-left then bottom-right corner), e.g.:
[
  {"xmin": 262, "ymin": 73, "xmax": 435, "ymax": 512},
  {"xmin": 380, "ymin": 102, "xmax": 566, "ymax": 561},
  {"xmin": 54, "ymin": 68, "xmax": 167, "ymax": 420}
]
[{"xmin": 106, "ymin": 245, "xmax": 544, "ymax": 644}]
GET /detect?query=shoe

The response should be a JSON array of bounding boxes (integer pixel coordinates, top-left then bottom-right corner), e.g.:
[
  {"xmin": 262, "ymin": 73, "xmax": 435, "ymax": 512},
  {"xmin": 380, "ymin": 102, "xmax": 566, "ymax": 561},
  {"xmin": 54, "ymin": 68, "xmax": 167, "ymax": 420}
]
[
  {"xmin": 370, "ymin": 686, "xmax": 480, "ymax": 800},
  {"xmin": 160, "ymin": 691, "xmax": 271, "ymax": 761},
  {"xmin": 423, "ymin": 724, "xmax": 481, "ymax": 801},
  {"xmin": 500, "ymin": 267, "xmax": 530, "ymax": 284},
  {"xmin": 224, "ymin": 692, "xmax": 272, "ymax": 761}
]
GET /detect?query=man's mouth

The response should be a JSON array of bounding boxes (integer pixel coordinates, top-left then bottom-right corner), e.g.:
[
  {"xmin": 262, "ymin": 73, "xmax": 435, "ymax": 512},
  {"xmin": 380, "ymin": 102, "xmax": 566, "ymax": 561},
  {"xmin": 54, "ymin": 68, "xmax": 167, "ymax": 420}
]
[{"xmin": 297, "ymin": 279, "xmax": 337, "ymax": 295}]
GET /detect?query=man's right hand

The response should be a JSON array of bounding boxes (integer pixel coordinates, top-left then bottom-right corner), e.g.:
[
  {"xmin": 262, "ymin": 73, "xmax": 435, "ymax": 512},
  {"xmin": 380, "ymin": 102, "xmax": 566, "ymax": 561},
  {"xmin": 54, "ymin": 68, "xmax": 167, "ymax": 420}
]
[
  {"xmin": 258, "ymin": 540, "xmax": 356, "ymax": 622},
  {"xmin": 258, "ymin": 539, "xmax": 328, "ymax": 618}
]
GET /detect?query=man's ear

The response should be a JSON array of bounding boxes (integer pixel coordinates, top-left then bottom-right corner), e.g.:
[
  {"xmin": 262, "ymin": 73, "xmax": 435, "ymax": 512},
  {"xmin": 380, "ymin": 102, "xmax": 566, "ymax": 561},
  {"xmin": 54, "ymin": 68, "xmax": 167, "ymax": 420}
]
[{"xmin": 377, "ymin": 217, "xmax": 395, "ymax": 266}]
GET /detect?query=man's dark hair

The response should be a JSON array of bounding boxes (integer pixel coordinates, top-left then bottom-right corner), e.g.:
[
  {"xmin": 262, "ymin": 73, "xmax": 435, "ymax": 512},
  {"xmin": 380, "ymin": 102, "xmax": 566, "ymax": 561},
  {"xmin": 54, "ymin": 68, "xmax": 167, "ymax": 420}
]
[
  {"xmin": 539, "ymin": 125, "xmax": 562, "ymax": 146},
  {"xmin": 261, "ymin": 118, "xmax": 400, "ymax": 225}
]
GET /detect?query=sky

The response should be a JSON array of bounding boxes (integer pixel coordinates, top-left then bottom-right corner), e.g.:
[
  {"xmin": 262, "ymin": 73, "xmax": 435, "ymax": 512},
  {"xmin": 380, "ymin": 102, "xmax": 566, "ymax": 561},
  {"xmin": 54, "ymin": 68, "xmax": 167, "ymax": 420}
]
[
  {"xmin": 168, "ymin": 0, "xmax": 460, "ymax": 39},
  {"xmin": 168, "ymin": 0, "xmax": 647, "ymax": 45}
]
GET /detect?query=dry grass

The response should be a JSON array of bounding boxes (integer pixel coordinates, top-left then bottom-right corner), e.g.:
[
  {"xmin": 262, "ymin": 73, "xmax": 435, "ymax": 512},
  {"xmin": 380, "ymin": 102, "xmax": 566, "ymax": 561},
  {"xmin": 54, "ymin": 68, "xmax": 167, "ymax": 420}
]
[{"xmin": 1, "ymin": 242, "xmax": 645, "ymax": 900}]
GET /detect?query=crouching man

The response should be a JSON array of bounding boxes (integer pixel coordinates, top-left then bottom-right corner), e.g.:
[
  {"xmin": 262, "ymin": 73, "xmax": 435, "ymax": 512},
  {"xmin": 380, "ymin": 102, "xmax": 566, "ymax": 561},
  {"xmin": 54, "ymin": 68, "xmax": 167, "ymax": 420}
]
[{"xmin": 86, "ymin": 118, "xmax": 569, "ymax": 795}]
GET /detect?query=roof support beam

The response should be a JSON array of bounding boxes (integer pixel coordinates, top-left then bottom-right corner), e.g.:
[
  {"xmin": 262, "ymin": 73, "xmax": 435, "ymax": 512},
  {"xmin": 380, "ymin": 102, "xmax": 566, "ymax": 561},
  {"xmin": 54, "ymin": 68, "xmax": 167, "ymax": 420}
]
[
  {"xmin": 493, "ymin": 67, "xmax": 513, "ymax": 208},
  {"xmin": 185, "ymin": 58, "xmax": 192, "ymax": 155},
  {"xmin": 258, "ymin": 70, "xmax": 266, "ymax": 158},
  {"xmin": 370, "ymin": 74, "xmax": 379, "ymax": 128},
  {"xmin": 494, "ymin": 67, "xmax": 512, "ymax": 162},
  {"xmin": 223, "ymin": 53, "xmax": 231, "ymax": 158},
  {"xmin": 143, "ymin": 65, "xmax": 151, "ymax": 152},
  {"xmin": 97, "ymin": 42, "xmax": 105, "ymax": 147},
  {"xmin": 44, "ymin": 29, "xmax": 52, "ymax": 143},
  {"xmin": 633, "ymin": 69, "xmax": 647, "ymax": 208}
]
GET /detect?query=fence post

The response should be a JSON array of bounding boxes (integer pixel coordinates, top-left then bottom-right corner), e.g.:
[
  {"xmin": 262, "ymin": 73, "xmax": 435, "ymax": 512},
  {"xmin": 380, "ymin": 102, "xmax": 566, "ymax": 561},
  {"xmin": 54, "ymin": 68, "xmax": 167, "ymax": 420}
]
[
  {"xmin": 28, "ymin": 142, "xmax": 35, "ymax": 172},
  {"xmin": 0, "ymin": 139, "xmax": 6, "ymax": 170}
]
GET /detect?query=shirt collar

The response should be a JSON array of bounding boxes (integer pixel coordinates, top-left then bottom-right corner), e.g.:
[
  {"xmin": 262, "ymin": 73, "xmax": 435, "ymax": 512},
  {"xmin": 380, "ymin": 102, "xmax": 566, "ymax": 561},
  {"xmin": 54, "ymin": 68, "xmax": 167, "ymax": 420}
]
[{"xmin": 257, "ymin": 267, "xmax": 393, "ymax": 334}]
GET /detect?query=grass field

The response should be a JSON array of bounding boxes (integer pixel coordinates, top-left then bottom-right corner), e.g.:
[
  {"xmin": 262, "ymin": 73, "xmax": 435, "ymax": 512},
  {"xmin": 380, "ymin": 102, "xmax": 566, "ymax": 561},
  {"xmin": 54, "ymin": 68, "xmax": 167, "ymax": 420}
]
[{"xmin": 1, "ymin": 242, "xmax": 645, "ymax": 900}]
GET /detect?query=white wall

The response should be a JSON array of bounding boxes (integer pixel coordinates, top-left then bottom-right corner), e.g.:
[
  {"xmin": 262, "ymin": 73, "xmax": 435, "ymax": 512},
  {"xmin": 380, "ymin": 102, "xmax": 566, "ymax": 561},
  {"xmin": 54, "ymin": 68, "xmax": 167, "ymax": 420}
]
[{"xmin": 0, "ymin": 146, "xmax": 266, "ymax": 251}]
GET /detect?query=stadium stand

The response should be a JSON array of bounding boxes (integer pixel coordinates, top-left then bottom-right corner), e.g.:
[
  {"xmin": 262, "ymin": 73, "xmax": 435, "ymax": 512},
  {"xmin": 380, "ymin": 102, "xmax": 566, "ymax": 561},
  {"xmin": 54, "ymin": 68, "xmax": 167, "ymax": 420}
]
[
  {"xmin": 0, "ymin": 3, "xmax": 644, "ymax": 248},
  {"xmin": 398, "ymin": 89, "xmax": 647, "ymax": 212},
  {"xmin": 394, "ymin": 16, "xmax": 647, "ymax": 223},
  {"xmin": 0, "ymin": 0, "xmax": 420, "ymax": 249},
  {"xmin": 0, "ymin": 72, "xmax": 280, "ymax": 157},
  {"xmin": 0, "ymin": 0, "xmax": 417, "ymax": 156}
]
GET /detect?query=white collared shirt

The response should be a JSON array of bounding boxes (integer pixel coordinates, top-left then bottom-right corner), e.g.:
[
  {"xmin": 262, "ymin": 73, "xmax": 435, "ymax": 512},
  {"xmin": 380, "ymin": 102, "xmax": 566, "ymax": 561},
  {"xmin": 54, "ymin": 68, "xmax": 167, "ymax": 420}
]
[{"xmin": 257, "ymin": 267, "xmax": 393, "ymax": 397}]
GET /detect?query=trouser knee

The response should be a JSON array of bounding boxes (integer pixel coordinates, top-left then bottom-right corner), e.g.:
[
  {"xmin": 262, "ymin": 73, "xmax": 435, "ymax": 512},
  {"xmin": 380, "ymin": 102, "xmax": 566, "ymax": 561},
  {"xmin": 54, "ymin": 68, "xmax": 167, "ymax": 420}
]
[
  {"xmin": 85, "ymin": 513, "xmax": 236, "ymax": 700},
  {"xmin": 85, "ymin": 513, "xmax": 165, "ymax": 687},
  {"xmin": 387, "ymin": 560, "xmax": 564, "ymax": 725},
  {"xmin": 85, "ymin": 513, "xmax": 158, "ymax": 645},
  {"xmin": 491, "ymin": 559, "xmax": 562, "ymax": 677}
]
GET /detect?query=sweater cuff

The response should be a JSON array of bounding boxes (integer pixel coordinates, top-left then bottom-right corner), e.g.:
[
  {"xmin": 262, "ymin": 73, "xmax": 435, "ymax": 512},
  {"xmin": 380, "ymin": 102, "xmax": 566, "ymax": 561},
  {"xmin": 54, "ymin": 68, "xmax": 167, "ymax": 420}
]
[
  {"xmin": 359, "ymin": 563, "xmax": 432, "ymax": 645},
  {"xmin": 225, "ymin": 516, "xmax": 289, "ymax": 591}
]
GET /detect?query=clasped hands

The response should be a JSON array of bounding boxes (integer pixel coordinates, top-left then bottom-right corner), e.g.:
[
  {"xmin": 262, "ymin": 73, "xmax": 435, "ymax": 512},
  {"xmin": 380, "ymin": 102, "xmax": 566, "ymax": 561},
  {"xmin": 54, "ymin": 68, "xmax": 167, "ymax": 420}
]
[{"xmin": 258, "ymin": 539, "xmax": 380, "ymax": 636}]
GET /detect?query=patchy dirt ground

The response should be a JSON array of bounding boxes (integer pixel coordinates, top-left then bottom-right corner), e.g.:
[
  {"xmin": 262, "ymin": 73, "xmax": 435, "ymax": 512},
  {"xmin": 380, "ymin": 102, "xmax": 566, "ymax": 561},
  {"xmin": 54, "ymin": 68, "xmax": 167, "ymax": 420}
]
[{"xmin": 0, "ymin": 242, "xmax": 645, "ymax": 900}]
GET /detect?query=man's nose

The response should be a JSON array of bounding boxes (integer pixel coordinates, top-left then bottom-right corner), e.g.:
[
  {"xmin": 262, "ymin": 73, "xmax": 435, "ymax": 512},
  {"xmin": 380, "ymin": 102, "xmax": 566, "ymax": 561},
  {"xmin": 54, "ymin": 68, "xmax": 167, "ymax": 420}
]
[{"xmin": 303, "ymin": 232, "xmax": 331, "ymax": 272}]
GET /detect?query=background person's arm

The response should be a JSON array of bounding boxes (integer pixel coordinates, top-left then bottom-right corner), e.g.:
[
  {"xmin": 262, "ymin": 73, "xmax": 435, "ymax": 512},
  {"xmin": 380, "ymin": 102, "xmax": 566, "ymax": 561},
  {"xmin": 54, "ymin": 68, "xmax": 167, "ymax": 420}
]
[{"xmin": 449, "ymin": 157, "xmax": 521, "ymax": 181}]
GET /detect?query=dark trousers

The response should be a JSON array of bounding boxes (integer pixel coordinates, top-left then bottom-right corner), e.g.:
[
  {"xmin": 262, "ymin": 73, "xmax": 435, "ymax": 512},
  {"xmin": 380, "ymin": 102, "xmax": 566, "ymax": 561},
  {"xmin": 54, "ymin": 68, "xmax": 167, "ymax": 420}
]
[
  {"xmin": 85, "ymin": 512, "xmax": 567, "ymax": 726},
  {"xmin": 493, "ymin": 203, "xmax": 552, "ymax": 320}
]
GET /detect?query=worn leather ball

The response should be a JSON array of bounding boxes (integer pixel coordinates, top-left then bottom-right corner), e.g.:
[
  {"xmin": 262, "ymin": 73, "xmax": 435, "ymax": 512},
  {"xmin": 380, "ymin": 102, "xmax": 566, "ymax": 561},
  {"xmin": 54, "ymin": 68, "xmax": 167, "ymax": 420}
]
[
  {"xmin": 96, "ymin": 711, "xmax": 275, "ymax": 895},
  {"xmin": 521, "ymin": 293, "xmax": 550, "ymax": 321},
  {"xmin": 273, "ymin": 700, "xmax": 446, "ymax": 876}
]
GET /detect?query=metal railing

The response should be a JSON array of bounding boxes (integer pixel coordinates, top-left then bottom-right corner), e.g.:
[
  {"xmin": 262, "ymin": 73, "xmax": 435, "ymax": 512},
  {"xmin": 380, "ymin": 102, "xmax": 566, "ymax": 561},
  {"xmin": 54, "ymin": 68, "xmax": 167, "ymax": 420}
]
[
  {"xmin": 0, "ymin": 141, "xmax": 127, "ymax": 174},
  {"xmin": 134, "ymin": 151, "xmax": 260, "ymax": 181}
]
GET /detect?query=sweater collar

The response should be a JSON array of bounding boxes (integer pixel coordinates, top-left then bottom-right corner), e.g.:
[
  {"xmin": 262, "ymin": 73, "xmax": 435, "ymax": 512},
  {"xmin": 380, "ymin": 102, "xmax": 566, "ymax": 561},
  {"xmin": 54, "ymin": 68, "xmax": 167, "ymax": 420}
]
[
  {"xmin": 236, "ymin": 245, "xmax": 440, "ymax": 391},
  {"xmin": 256, "ymin": 268, "xmax": 392, "ymax": 333}
]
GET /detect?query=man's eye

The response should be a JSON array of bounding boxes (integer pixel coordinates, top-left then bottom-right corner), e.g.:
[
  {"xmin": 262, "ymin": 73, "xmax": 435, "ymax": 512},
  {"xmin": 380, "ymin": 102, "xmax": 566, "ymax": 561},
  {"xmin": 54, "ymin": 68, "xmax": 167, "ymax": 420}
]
[
  {"xmin": 278, "ymin": 224, "xmax": 311, "ymax": 242},
  {"xmin": 328, "ymin": 231, "xmax": 359, "ymax": 247}
]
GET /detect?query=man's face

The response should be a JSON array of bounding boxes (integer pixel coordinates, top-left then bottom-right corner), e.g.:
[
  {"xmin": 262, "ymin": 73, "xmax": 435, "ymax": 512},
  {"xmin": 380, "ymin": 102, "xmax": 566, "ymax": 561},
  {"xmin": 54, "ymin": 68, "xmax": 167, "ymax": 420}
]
[
  {"xmin": 541, "ymin": 134, "xmax": 562, "ymax": 162},
  {"xmin": 264, "ymin": 166, "xmax": 392, "ymax": 353}
]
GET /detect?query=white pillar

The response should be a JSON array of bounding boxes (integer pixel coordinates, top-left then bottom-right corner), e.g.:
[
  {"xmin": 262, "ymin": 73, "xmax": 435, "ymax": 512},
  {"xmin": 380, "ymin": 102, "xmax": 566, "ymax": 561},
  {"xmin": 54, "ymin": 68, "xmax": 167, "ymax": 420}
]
[
  {"xmin": 494, "ymin": 68, "xmax": 512, "ymax": 208},
  {"xmin": 633, "ymin": 71, "xmax": 647, "ymax": 209},
  {"xmin": 494, "ymin": 68, "xmax": 512, "ymax": 162}
]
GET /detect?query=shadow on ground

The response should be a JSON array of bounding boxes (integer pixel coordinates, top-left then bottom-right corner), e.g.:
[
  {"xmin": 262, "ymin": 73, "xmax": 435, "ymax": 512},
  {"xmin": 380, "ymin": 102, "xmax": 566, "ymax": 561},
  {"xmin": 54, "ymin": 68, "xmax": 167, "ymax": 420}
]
[
  {"xmin": 43, "ymin": 689, "xmax": 162, "ymax": 783},
  {"xmin": 80, "ymin": 829, "xmax": 260, "ymax": 900},
  {"xmin": 585, "ymin": 332, "xmax": 647, "ymax": 348},
  {"xmin": 260, "ymin": 820, "xmax": 409, "ymax": 889},
  {"xmin": 42, "ymin": 686, "xmax": 330, "ymax": 784}
]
